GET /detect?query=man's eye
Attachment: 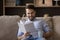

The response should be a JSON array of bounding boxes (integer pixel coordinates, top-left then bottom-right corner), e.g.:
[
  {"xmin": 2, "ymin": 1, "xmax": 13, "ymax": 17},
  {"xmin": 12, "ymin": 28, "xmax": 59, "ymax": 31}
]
[{"xmin": 28, "ymin": 13, "xmax": 30, "ymax": 14}]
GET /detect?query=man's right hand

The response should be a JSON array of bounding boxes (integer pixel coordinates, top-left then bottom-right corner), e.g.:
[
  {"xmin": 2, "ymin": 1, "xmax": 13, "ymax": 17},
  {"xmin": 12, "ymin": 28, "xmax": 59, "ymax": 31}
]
[
  {"xmin": 24, "ymin": 32, "xmax": 30, "ymax": 37},
  {"xmin": 18, "ymin": 32, "xmax": 30, "ymax": 40}
]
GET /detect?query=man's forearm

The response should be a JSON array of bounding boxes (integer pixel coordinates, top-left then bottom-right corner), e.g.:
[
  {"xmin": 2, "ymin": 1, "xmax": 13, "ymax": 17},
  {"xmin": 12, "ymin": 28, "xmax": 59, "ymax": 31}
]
[
  {"xmin": 18, "ymin": 36, "xmax": 24, "ymax": 40},
  {"xmin": 18, "ymin": 37, "xmax": 22, "ymax": 40},
  {"xmin": 43, "ymin": 31, "xmax": 52, "ymax": 38}
]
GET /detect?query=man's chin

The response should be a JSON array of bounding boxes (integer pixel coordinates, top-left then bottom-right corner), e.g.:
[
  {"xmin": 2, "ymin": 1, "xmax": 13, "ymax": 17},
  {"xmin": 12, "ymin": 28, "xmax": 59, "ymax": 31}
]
[
  {"xmin": 28, "ymin": 17, "xmax": 35, "ymax": 21},
  {"xmin": 29, "ymin": 18, "xmax": 34, "ymax": 21}
]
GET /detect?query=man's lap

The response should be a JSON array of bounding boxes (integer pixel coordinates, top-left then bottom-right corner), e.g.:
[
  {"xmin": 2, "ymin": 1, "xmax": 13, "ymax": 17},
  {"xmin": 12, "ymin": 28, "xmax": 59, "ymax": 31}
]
[{"xmin": 23, "ymin": 37, "xmax": 46, "ymax": 40}]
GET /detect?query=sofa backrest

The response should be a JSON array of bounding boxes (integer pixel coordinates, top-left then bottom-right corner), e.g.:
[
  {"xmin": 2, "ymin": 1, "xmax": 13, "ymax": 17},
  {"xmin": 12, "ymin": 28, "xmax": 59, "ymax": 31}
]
[
  {"xmin": 0, "ymin": 16, "xmax": 60, "ymax": 40},
  {"xmin": 53, "ymin": 16, "xmax": 60, "ymax": 40},
  {"xmin": 0, "ymin": 15, "xmax": 20, "ymax": 40}
]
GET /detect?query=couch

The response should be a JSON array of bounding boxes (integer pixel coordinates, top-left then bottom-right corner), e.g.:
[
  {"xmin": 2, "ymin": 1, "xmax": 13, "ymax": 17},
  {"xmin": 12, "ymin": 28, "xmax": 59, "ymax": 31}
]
[
  {"xmin": 0, "ymin": 15, "xmax": 20, "ymax": 40},
  {"xmin": 0, "ymin": 15, "xmax": 60, "ymax": 40}
]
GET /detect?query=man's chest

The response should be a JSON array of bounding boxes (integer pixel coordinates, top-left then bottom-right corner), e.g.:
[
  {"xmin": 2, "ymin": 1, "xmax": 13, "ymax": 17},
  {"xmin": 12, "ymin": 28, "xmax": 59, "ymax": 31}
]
[{"xmin": 33, "ymin": 21, "xmax": 43, "ymax": 30}]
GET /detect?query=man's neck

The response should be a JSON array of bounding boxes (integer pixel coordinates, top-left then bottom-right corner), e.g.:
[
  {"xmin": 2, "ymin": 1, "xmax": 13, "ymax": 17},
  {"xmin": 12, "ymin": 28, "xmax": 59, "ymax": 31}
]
[{"xmin": 29, "ymin": 17, "xmax": 36, "ymax": 21}]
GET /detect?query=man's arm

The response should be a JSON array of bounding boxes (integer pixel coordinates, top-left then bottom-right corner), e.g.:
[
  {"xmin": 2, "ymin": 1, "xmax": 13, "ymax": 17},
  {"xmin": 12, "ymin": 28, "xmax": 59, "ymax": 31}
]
[
  {"xmin": 17, "ymin": 32, "xmax": 30, "ymax": 40},
  {"xmin": 18, "ymin": 36, "xmax": 23, "ymax": 40},
  {"xmin": 17, "ymin": 31, "xmax": 24, "ymax": 40},
  {"xmin": 43, "ymin": 31, "xmax": 52, "ymax": 38},
  {"xmin": 42, "ymin": 20, "xmax": 53, "ymax": 38}
]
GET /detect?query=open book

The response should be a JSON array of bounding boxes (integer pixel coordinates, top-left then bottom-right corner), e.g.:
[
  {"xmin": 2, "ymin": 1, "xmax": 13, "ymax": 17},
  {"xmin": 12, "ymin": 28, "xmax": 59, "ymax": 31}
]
[{"xmin": 18, "ymin": 21, "xmax": 38, "ymax": 38}]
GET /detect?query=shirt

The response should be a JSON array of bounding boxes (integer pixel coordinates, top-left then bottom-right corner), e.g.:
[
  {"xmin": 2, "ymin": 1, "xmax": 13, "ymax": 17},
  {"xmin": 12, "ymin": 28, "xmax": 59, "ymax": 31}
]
[{"xmin": 17, "ymin": 18, "xmax": 51, "ymax": 38}]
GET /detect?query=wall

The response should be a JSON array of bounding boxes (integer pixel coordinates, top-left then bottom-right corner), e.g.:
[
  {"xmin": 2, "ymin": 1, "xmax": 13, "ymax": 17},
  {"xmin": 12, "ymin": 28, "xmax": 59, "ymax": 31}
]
[
  {"xmin": 5, "ymin": 7, "xmax": 60, "ymax": 17},
  {"xmin": 35, "ymin": 7, "xmax": 60, "ymax": 17},
  {"xmin": 0, "ymin": 0, "xmax": 3, "ymax": 15}
]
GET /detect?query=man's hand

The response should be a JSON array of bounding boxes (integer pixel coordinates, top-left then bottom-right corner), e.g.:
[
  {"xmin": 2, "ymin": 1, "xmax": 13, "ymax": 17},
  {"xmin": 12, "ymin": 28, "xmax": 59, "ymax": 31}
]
[
  {"xmin": 24, "ymin": 32, "xmax": 30, "ymax": 37},
  {"xmin": 43, "ymin": 31, "xmax": 53, "ymax": 38},
  {"xmin": 18, "ymin": 32, "xmax": 30, "ymax": 40}
]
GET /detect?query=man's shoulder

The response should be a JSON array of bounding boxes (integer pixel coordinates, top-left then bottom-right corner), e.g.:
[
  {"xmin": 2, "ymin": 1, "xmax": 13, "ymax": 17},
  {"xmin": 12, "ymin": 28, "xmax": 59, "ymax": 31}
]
[{"xmin": 35, "ymin": 17, "xmax": 45, "ymax": 22}]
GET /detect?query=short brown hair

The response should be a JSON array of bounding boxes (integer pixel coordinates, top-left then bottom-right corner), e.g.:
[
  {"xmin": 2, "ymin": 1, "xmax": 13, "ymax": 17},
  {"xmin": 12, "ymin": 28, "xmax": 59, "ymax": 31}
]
[{"xmin": 25, "ymin": 4, "xmax": 35, "ymax": 10}]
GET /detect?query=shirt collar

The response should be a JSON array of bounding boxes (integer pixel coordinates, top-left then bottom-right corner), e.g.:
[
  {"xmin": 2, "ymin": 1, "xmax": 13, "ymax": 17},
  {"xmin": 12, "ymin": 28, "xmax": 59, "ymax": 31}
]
[{"xmin": 27, "ymin": 17, "xmax": 36, "ymax": 22}]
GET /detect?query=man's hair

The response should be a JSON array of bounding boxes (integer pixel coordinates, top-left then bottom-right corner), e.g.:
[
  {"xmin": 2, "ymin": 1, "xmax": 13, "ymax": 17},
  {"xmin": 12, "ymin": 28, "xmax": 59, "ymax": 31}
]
[{"xmin": 25, "ymin": 5, "xmax": 35, "ymax": 10}]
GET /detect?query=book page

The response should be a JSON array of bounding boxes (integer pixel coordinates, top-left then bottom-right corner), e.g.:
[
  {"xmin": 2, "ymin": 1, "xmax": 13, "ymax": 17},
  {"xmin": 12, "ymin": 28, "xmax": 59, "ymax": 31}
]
[
  {"xmin": 24, "ymin": 22, "xmax": 37, "ymax": 32},
  {"xmin": 24, "ymin": 22, "xmax": 38, "ymax": 37},
  {"xmin": 18, "ymin": 21, "xmax": 38, "ymax": 37}
]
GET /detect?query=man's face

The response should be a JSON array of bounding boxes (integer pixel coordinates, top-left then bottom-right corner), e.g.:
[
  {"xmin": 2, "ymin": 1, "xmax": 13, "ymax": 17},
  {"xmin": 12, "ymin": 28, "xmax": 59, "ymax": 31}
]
[{"xmin": 26, "ymin": 9, "xmax": 36, "ymax": 21}]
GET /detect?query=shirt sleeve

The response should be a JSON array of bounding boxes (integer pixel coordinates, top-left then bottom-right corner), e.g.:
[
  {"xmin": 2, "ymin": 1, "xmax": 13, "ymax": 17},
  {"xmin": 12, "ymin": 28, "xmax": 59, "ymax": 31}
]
[
  {"xmin": 42, "ymin": 20, "xmax": 51, "ymax": 33},
  {"xmin": 17, "ymin": 21, "xmax": 24, "ymax": 37},
  {"xmin": 17, "ymin": 28, "xmax": 24, "ymax": 37}
]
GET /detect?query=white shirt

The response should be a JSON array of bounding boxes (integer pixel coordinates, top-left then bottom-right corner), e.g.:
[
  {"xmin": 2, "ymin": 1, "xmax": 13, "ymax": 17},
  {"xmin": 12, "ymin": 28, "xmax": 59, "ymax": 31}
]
[{"xmin": 17, "ymin": 18, "xmax": 51, "ymax": 38}]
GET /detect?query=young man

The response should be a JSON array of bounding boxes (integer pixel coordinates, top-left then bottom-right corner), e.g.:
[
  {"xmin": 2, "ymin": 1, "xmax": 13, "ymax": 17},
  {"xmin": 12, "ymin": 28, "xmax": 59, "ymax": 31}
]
[{"xmin": 17, "ymin": 4, "xmax": 52, "ymax": 40}]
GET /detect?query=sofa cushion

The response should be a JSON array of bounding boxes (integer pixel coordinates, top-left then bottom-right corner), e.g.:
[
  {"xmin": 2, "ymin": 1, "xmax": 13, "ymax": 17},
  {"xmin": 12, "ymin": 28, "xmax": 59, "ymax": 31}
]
[
  {"xmin": 53, "ymin": 16, "xmax": 60, "ymax": 40},
  {"xmin": 0, "ymin": 15, "xmax": 20, "ymax": 40}
]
